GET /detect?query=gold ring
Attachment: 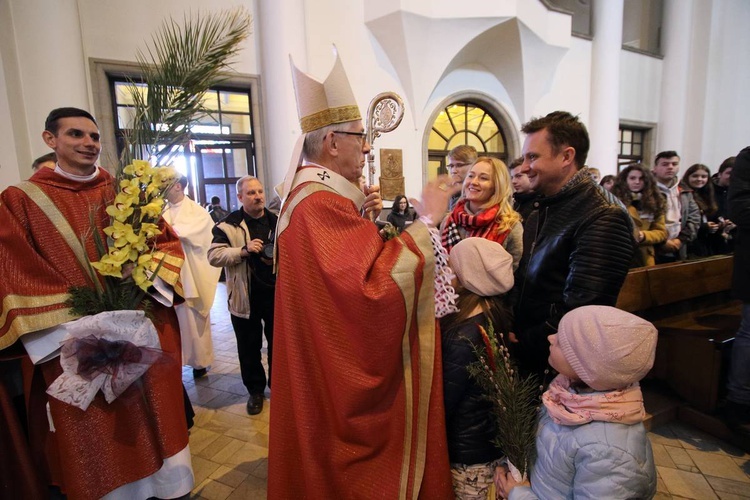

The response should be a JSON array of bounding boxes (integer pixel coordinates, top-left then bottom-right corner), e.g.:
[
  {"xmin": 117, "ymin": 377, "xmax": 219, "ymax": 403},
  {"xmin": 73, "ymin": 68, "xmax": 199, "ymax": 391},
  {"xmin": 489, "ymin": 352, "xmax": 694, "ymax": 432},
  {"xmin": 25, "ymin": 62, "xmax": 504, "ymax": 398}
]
[{"xmin": 439, "ymin": 184, "xmax": 448, "ymax": 191}]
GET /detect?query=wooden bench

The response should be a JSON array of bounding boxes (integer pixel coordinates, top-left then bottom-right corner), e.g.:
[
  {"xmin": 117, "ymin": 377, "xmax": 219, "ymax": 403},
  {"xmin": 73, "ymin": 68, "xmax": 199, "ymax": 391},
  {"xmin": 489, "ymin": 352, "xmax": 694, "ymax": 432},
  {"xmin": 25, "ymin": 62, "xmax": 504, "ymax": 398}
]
[{"xmin": 616, "ymin": 255, "xmax": 741, "ymax": 413}]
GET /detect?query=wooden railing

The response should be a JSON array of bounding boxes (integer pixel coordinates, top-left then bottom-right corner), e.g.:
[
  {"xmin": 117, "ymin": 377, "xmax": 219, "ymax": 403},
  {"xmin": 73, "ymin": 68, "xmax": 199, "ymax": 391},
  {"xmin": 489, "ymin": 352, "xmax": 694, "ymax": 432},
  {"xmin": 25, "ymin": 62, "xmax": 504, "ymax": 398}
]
[{"xmin": 616, "ymin": 255, "xmax": 740, "ymax": 412}]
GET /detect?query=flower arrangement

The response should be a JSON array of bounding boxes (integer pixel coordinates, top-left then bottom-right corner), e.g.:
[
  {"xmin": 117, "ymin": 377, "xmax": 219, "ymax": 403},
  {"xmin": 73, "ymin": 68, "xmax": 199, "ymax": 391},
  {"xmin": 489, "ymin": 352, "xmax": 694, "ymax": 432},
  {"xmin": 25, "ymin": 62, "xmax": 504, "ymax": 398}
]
[
  {"xmin": 467, "ymin": 321, "xmax": 541, "ymax": 480},
  {"xmin": 66, "ymin": 9, "xmax": 250, "ymax": 317},
  {"xmin": 94, "ymin": 160, "xmax": 178, "ymax": 290},
  {"xmin": 66, "ymin": 160, "xmax": 178, "ymax": 316}
]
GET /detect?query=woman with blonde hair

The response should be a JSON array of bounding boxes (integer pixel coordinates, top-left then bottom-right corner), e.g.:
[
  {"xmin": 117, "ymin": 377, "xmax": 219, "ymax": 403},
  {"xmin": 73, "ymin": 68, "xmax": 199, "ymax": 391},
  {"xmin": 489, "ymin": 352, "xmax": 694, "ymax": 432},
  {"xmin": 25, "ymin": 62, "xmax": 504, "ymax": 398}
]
[{"xmin": 441, "ymin": 156, "xmax": 523, "ymax": 269}]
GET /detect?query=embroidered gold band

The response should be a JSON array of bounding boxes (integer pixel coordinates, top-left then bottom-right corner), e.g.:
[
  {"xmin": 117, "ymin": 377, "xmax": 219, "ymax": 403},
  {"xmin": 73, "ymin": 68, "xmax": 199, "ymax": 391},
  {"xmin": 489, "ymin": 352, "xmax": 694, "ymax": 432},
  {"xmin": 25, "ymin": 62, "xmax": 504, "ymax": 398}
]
[
  {"xmin": 300, "ymin": 105, "xmax": 361, "ymax": 133},
  {"xmin": 16, "ymin": 182, "xmax": 90, "ymax": 272},
  {"xmin": 0, "ymin": 293, "xmax": 72, "ymax": 349}
]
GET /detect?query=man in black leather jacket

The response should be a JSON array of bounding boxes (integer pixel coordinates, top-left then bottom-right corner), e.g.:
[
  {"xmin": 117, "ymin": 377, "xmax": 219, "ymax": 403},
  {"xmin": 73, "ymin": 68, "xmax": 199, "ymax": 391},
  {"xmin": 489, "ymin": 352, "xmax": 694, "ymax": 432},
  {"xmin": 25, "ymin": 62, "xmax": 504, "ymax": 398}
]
[{"xmin": 512, "ymin": 111, "xmax": 635, "ymax": 377}]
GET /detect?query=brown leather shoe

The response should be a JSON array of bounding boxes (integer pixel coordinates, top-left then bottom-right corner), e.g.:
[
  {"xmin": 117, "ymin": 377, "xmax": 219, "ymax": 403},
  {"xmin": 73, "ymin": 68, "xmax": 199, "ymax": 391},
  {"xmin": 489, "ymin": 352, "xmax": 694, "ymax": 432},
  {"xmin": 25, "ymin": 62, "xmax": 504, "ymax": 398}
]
[{"xmin": 246, "ymin": 393, "xmax": 264, "ymax": 415}]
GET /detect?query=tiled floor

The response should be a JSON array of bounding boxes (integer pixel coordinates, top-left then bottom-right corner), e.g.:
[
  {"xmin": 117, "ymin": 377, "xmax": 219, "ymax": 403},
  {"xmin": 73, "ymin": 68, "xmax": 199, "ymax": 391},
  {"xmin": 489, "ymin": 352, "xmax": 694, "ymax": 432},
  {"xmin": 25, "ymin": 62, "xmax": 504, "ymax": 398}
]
[{"xmin": 185, "ymin": 284, "xmax": 750, "ymax": 499}]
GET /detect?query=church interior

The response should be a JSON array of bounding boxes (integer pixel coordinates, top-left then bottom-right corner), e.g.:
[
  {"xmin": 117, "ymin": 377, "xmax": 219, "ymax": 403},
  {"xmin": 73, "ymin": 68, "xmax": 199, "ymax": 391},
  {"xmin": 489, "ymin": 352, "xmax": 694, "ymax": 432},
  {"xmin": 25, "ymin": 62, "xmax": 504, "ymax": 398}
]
[{"xmin": 2, "ymin": 0, "xmax": 750, "ymax": 498}]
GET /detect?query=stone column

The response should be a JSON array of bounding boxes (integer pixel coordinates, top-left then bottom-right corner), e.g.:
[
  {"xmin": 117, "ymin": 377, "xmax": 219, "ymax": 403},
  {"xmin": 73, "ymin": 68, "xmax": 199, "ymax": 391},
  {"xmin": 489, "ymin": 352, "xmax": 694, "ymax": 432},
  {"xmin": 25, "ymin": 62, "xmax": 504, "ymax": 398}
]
[
  {"xmin": 657, "ymin": 0, "xmax": 693, "ymax": 157},
  {"xmin": 255, "ymin": 0, "xmax": 308, "ymax": 189},
  {"xmin": 587, "ymin": 0, "xmax": 624, "ymax": 175}
]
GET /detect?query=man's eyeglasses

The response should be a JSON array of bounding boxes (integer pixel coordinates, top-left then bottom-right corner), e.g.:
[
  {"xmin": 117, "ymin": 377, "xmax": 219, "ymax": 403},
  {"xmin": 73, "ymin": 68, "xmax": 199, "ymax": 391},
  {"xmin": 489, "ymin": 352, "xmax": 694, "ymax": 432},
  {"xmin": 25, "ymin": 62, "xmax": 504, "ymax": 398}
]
[
  {"xmin": 447, "ymin": 162, "xmax": 469, "ymax": 169},
  {"xmin": 333, "ymin": 131, "xmax": 367, "ymax": 143}
]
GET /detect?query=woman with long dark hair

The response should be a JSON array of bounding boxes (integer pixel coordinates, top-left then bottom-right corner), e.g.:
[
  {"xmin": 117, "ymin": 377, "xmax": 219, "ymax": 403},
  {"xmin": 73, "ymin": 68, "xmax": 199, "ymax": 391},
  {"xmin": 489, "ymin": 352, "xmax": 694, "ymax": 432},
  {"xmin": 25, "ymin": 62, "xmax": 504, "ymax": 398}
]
[
  {"xmin": 681, "ymin": 163, "xmax": 729, "ymax": 256},
  {"xmin": 387, "ymin": 194, "xmax": 416, "ymax": 233},
  {"xmin": 612, "ymin": 164, "xmax": 667, "ymax": 267}
]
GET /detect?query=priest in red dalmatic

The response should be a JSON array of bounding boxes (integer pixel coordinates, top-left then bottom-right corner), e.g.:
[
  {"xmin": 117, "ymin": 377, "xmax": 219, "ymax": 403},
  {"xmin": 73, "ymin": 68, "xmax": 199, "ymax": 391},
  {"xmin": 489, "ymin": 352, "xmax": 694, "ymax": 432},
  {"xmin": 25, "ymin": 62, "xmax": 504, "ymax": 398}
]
[
  {"xmin": 267, "ymin": 51, "xmax": 456, "ymax": 498},
  {"xmin": 0, "ymin": 107, "xmax": 192, "ymax": 499}
]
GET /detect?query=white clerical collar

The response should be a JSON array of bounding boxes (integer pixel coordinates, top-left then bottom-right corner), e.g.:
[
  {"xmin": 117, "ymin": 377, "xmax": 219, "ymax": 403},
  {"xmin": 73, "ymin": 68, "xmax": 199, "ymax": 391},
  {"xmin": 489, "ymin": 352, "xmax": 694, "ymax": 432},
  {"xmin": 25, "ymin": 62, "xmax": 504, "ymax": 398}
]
[{"xmin": 54, "ymin": 164, "xmax": 100, "ymax": 182}]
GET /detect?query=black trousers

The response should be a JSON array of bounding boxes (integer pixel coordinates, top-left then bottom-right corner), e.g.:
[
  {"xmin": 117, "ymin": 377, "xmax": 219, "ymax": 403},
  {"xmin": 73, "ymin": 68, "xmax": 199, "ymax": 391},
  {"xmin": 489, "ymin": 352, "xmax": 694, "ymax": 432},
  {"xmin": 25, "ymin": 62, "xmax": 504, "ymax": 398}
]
[{"xmin": 230, "ymin": 289, "xmax": 274, "ymax": 395}]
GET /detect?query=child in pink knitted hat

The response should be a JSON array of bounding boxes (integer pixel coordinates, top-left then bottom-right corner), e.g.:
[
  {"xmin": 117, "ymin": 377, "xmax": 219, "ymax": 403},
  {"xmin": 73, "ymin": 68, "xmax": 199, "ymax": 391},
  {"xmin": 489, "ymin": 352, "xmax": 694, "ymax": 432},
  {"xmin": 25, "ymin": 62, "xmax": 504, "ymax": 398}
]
[
  {"xmin": 442, "ymin": 237, "xmax": 515, "ymax": 498},
  {"xmin": 497, "ymin": 305, "xmax": 658, "ymax": 499}
]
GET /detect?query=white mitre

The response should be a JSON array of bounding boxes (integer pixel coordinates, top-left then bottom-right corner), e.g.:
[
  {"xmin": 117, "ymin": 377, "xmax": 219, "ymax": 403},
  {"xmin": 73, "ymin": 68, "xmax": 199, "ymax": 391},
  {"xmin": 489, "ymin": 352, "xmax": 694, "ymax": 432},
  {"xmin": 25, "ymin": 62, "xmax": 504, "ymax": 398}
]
[{"xmin": 276, "ymin": 48, "xmax": 362, "ymax": 202}]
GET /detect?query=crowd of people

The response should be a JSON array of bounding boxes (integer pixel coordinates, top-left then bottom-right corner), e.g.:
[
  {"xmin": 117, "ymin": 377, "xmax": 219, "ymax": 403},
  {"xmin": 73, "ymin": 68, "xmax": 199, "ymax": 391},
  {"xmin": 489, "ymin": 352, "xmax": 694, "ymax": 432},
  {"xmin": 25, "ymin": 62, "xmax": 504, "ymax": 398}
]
[{"xmin": 0, "ymin": 55, "xmax": 747, "ymax": 500}]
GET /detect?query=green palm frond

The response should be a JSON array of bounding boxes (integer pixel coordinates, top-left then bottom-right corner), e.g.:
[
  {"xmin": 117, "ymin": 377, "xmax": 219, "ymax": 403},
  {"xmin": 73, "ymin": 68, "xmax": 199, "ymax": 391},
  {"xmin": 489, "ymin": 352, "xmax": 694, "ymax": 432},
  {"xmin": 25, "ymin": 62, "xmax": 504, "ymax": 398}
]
[{"xmin": 122, "ymin": 8, "xmax": 251, "ymax": 166}]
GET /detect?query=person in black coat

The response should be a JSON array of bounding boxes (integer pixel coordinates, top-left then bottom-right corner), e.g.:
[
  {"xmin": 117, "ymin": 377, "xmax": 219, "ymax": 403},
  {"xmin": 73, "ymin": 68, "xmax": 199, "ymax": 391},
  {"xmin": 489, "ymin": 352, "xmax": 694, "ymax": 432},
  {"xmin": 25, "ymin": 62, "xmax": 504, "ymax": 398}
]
[
  {"xmin": 724, "ymin": 146, "xmax": 750, "ymax": 443},
  {"xmin": 440, "ymin": 237, "xmax": 516, "ymax": 498}
]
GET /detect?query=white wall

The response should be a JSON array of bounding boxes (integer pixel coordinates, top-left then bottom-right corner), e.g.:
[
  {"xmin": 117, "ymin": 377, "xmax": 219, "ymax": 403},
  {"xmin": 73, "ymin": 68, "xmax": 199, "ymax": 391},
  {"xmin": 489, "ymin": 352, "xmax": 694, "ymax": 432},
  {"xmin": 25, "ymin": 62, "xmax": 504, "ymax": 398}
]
[
  {"xmin": 700, "ymin": 0, "xmax": 750, "ymax": 168},
  {"xmin": 0, "ymin": 0, "xmax": 258, "ymax": 190},
  {"xmin": 2, "ymin": 0, "xmax": 749, "ymax": 194}
]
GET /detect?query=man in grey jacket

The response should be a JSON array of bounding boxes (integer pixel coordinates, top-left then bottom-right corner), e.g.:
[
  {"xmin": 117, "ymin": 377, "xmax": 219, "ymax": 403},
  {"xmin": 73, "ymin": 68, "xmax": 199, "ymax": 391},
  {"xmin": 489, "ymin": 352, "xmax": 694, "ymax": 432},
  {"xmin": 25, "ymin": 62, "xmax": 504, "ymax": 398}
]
[
  {"xmin": 208, "ymin": 176, "xmax": 277, "ymax": 415},
  {"xmin": 652, "ymin": 150, "xmax": 701, "ymax": 262}
]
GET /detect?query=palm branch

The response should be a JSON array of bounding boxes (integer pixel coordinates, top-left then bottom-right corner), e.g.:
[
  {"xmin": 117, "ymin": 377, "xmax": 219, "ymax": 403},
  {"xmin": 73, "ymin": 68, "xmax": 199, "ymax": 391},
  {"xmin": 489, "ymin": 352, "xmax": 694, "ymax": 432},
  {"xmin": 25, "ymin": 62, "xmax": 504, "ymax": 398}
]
[{"xmin": 122, "ymin": 8, "xmax": 251, "ymax": 167}]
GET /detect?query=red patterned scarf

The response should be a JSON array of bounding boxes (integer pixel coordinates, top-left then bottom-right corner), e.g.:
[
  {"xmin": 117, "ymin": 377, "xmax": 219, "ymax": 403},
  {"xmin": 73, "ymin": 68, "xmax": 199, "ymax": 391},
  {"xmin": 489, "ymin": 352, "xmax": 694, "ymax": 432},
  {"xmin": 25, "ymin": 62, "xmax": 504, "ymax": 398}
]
[{"xmin": 440, "ymin": 200, "xmax": 509, "ymax": 252}]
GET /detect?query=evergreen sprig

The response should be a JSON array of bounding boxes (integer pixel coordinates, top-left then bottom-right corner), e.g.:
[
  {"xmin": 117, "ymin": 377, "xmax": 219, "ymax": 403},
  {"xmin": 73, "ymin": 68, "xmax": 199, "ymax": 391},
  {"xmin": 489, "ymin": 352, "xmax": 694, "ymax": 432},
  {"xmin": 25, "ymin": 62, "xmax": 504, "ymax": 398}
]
[{"xmin": 467, "ymin": 321, "xmax": 541, "ymax": 478}]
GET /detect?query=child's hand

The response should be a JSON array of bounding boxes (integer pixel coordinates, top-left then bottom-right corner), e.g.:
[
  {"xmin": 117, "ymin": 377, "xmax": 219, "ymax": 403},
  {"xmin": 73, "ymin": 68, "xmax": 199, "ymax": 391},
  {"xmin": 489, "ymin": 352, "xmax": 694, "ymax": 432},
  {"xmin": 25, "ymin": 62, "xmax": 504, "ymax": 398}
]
[{"xmin": 494, "ymin": 466, "xmax": 530, "ymax": 499}]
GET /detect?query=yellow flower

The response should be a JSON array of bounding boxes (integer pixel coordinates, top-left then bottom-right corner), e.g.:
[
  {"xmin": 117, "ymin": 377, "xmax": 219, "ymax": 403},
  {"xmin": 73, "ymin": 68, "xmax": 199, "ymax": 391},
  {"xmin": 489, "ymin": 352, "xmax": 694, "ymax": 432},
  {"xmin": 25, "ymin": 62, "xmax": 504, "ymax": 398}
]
[
  {"xmin": 103, "ymin": 220, "xmax": 141, "ymax": 248},
  {"xmin": 130, "ymin": 232, "xmax": 150, "ymax": 253},
  {"xmin": 120, "ymin": 177, "xmax": 142, "ymax": 197},
  {"xmin": 139, "ymin": 222, "xmax": 162, "ymax": 239},
  {"xmin": 140, "ymin": 199, "xmax": 164, "ymax": 220},
  {"xmin": 123, "ymin": 159, "xmax": 153, "ymax": 178},
  {"xmin": 131, "ymin": 264, "xmax": 153, "ymax": 291},
  {"xmin": 106, "ymin": 203, "xmax": 135, "ymax": 220},
  {"xmin": 104, "ymin": 245, "xmax": 137, "ymax": 266},
  {"xmin": 153, "ymin": 166, "xmax": 178, "ymax": 187},
  {"xmin": 90, "ymin": 257, "xmax": 123, "ymax": 278}
]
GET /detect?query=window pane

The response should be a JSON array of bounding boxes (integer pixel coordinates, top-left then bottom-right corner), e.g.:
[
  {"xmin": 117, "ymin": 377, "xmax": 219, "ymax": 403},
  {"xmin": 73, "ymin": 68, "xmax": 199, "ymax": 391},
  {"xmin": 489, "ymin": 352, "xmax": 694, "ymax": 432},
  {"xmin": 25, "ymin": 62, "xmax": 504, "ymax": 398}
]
[
  {"xmin": 228, "ymin": 183, "xmax": 239, "ymax": 211},
  {"xmin": 623, "ymin": 129, "xmax": 632, "ymax": 143},
  {"xmin": 633, "ymin": 130, "xmax": 643, "ymax": 143},
  {"xmin": 465, "ymin": 107, "xmax": 484, "ymax": 133},
  {"xmin": 447, "ymin": 104, "xmax": 466, "ymax": 128},
  {"xmin": 466, "ymin": 134, "xmax": 484, "ymax": 152},
  {"xmin": 222, "ymin": 113, "xmax": 252, "ymax": 135},
  {"xmin": 192, "ymin": 113, "xmax": 222, "ymax": 134},
  {"xmin": 225, "ymin": 149, "xmax": 249, "ymax": 178},
  {"xmin": 478, "ymin": 119, "xmax": 499, "ymax": 142},
  {"xmin": 114, "ymin": 82, "xmax": 147, "ymax": 106},
  {"xmin": 633, "ymin": 143, "xmax": 642, "ymax": 156},
  {"xmin": 219, "ymin": 91, "xmax": 250, "ymax": 113},
  {"xmin": 428, "ymin": 130, "xmax": 447, "ymax": 150},
  {"xmin": 485, "ymin": 133, "xmax": 505, "ymax": 154},
  {"xmin": 201, "ymin": 90, "xmax": 220, "ymax": 111},
  {"xmin": 432, "ymin": 111, "xmax": 454, "ymax": 139},
  {"xmin": 622, "ymin": 143, "xmax": 632, "ymax": 155},
  {"xmin": 205, "ymin": 184, "xmax": 229, "ymax": 210},
  {"xmin": 427, "ymin": 159, "xmax": 444, "ymax": 183},
  {"xmin": 117, "ymin": 106, "xmax": 137, "ymax": 129},
  {"xmin": 447, "ymin": 135, "xmax": 467, "ymax": 151},
  {"xmin": 201, "ymin": 149, "xmax": 225, "ymax": 178}
]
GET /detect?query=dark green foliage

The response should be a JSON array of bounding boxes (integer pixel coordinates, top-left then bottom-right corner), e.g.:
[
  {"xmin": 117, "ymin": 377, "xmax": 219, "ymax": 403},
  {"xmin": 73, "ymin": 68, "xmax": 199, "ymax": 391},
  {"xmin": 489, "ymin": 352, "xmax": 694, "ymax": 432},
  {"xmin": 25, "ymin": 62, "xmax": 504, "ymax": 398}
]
[{"xmin": 467, "ymin": 321, "xmax": 540, "ymax": 478}]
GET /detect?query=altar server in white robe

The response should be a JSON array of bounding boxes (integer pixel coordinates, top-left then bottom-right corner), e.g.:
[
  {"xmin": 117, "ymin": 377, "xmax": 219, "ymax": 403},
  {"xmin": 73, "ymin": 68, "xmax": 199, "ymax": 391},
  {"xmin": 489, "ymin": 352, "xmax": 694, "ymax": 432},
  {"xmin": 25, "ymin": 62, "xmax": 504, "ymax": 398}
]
[{"xmin": 164, "ymin": 176, "xmax": 221, "ymax": 376}]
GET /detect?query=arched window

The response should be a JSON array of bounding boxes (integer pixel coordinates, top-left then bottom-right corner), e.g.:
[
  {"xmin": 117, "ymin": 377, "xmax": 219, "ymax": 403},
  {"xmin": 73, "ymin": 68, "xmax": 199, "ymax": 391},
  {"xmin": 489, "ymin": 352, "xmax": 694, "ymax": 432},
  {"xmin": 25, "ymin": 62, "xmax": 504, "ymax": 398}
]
[{"xmin": 427, "ymin": 101, "xmax": 508, "ymax": 181}]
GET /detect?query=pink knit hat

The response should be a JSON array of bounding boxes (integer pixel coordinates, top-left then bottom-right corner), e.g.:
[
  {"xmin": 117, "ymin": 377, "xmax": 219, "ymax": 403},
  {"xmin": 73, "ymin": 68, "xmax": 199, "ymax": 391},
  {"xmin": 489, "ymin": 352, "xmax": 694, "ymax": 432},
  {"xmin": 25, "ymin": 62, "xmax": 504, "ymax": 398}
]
[
  {"xmin": 449, "ymin": 238, "xmax": 514, "ymax": 297},
  {"xmin": 557, "ymin": 305, "xmax": 657, "ymax": 391}
]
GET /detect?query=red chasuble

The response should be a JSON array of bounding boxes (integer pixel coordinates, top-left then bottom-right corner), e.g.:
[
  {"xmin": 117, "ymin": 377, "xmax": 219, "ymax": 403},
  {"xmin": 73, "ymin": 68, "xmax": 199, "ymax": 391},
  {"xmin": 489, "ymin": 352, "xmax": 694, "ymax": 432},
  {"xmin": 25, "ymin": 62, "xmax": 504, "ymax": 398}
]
[
  {"xmin": 0, "ymin": 167, "xmax": 188, "ymax": 500},
  {"xmin": 268, "ymin": 168, "xmax": 453, "ymax": 499}
]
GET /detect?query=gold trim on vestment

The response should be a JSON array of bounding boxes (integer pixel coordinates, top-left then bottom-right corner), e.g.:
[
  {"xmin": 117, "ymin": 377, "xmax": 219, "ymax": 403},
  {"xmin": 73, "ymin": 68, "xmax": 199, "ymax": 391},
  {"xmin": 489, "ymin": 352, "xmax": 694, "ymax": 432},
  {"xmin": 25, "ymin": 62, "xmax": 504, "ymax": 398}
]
[
  {"xmin": 16, "ymin": 181, "xmax": 90, "ymax": 272},
  {"xmin": 300, "ymin": 105, "xmax": 361, "ymax": 133},
  {"xmin": 390, "ymin": 222, "xmax": 437, "ymax": 500},
  {"xmin": 390, "ymin": 238, "xmax": 418, "ymax": 500},
  {"xmin": 0, "ymin": 295, "xmax": 74, "ymax": 349},
  {"xmin": 408, "ymin": 222, "xmax": 437, "ymax": 499},
  {"xmin": 151, "ymin": 252, "xmax": 183, "ymax": 286}
]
